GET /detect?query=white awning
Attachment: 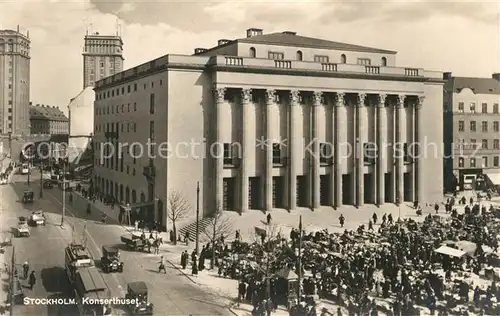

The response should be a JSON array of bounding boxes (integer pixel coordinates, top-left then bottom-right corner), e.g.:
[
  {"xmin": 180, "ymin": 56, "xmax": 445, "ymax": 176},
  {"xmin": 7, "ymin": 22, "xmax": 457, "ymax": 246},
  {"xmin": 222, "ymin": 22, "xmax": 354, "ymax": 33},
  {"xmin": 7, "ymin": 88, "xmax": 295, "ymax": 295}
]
[
  {"xmin": 484, "ymin": 172, "xmax": 500, "ymax": 185},
  {"xmin": 435, "ymin": 245, "xmax": 466, "ymax": 258}
]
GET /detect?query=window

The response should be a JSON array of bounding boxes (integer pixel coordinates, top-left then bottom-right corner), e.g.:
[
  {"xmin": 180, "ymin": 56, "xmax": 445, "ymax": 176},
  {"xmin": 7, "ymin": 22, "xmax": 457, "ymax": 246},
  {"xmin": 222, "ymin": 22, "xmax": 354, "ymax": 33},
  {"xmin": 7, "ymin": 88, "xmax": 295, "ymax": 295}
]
[
  {"xmin": 482, "ymin": 156, "xmax": 488, "ymax": 168},
  {"xmin": 149, "ymin": 121, "xmax": 155, "ymax": 141},
  {"xmin": 150, "ymin": 93, "xmax": 155, "ymax": 114},
  {"xmin": 223, "ymin": 143, "xmax": 234, "ymax": 165},
  {"xmin": 357, "ymin": 58, "xmax": 371, "ymax": 65},
  {"xmin": 314, "ymin": 55, "xmax": 329, "ymax": 63},
  {"xmin": 470, "ymin": 139, "xmax": 477, "ymax": 149},
  {"xmin": 470, "ymin": 102, "xmax": 476, "ymax": 113},
  {"xmin": 363, "ymin": 143, "xmax": 377, "ymax": 165},
  {"xmin": 482, "ymin": 121, "xmax": 488, "ymax": 132},
  {"xmin": 482, "ymin": 139, "xmax": 488, "ymax": 149},
  {"xmin": 494, "ymin": 139, "xmax": 500, "ymax": 149},
  {"xmin": 494, "ymin": 103, "xmax": 499, "ymax": 114},
  {"xmin": 160, "ymin": 80, "xmax": 163, "ymax": 85},
  {"xmin": 272, "ymin": 143, "xmax": 282, "ymax": 164},
  {"xmin": 458, "ymin": 121, "xmax": 464, "ymax": 132},
  {"xmin": 134, "ymin": 83, "xmax": 137, "ymax": 91},
  {"xmin": 268, "ymin": 52, "xmax": 284, "ymax": 60},
  {"xmin": 296, "ymin": 51, "xmax": 303, "ymax": 61},
  {"xmin": 470, "ymin": 158, "xmax": 476, "ymax": 168},
  {"xmin": 340, "ymin": 54, "xmax": 346, "ymax": 64},
  {"xmin": 458, "ymin": 157, "xmax": 464, "ymax": 168},
  {"xmin": 482, "ymin": 103, "xmax": 488, "ymax": 113},
  {"xmin": 494, "ymin": 156, "xmax": 499, "ymax": 167},
  {"xmin": 121, "ymin": 104, "xmax": 124, "ymax": 113},
  {"xmin": 470, "ymin": 121, "xmax": 476, "ymax": 132},
  {"xmin": 100, "ymin": 62, "xmax": 104, "ymax": 68},
  {"xmin": 133, "ymin": 102, "xmax": 137, "ymax": 111},
  {"xmin": 319, "ymin": 143, "xmax": 333, "ymax": 165},
  {"xmin": 249, "ymin": 47, "xmax": 256, "ymax": 58},
  {"xmin": 458, "ymin": 102, "xmax": 464, "ymax": 113},
  {"xmin": 381, "ymin": 57, "xmax": 387, "ymax": 66},
  {"xmin": 403, "ymin": 143, "xmax": 412, "ymax": 163},
  {"xmin": 494, "ymin": 121, "xmax": 499, "ymax": 132},
  {"xmin": 121, "ymin": 87, "xmax": 125, "ymax": 94}
]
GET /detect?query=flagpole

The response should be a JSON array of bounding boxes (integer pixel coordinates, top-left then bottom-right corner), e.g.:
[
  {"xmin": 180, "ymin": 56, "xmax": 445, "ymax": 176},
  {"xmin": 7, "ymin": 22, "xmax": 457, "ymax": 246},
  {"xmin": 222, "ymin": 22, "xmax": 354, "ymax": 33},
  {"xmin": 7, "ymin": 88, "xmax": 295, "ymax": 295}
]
[{"xmin": 296, "ymin": 215, "xmax": 302, "ymax": 303}]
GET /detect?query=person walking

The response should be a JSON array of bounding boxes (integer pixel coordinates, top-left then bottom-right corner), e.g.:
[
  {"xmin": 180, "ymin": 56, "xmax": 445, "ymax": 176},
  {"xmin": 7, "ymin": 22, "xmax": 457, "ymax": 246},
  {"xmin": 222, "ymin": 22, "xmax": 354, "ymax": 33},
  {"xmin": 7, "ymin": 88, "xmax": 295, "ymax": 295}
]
[
  {"xmin": 22, "ymin": 262, "xmax": 29, "ymax": 279},
  {"xmin": 266, "ymin": 213, "xmax": 272, "ymax": 225},
  {"xmin": 339, "ymin": 214, "xmax": 345, "ymax": 228},
  {"xmin": 28, "ymin": 271, "xmax": 36, "ymax": 290},
  {"xmin": 158, "ymin": 255, "xmax": 166, "ymax": 274}
]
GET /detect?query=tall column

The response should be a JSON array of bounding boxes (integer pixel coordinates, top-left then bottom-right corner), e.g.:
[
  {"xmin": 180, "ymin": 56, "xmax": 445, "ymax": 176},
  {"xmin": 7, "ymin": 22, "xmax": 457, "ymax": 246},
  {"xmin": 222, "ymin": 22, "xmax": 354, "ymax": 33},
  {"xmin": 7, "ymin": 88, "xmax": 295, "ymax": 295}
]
[
  {"xmin": 414, "ymin": 96, "xmax": 424, "ymax": 203},
  {"xmin": 329, "ymin": 96, "xmax": 336, "ymax": 207},
  {"xmin": 288, "ymin": 90, "xmax": 300, "ymax": 210},
  {"xmin": 395, "ymin": 94, "xmax": 405, "ymax": 204},
  {"xmin": 264, "ymin": 90, "xmax": 276, "ymax": 211},
  {"xmin": 311, "ymin": 91, "xmax": 322, "ymax": 209},
  {"xmin": 376, "ymin": 94, "xmax": 387, "ymax": 205},
  {"xmin": 334, "ymin": 93, "xmax": 345, "ymax": 208},
  {"xmin": 356, "ymin": 93, "xmax": 367, "ymax": 207},
  {"xmin": 213, "ymin": 87, "xmax": 226, "ymax": 210},
  {"xmin": 240, "ymin": 88, "xmax": 252, "ymax": 213}
]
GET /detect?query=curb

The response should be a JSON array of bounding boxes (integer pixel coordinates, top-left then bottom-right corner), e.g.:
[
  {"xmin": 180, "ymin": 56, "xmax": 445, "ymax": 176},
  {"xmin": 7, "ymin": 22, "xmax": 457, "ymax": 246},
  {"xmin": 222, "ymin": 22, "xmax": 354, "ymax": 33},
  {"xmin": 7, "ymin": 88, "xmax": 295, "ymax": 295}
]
[{"xmin": 165, "ymin": 259, "xmax": 200, "ymax": 285}]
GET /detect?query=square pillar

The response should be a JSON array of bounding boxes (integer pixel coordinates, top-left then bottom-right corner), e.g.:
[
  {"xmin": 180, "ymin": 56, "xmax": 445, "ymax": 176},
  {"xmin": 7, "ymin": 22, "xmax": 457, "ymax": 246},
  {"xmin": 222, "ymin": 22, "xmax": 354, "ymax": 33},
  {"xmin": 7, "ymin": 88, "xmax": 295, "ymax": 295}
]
[
  {"xmin": 288, "ymin": 90, "xmax": 299, "ymax": 210},
  {"xmin": 395, "ymin": 95, "xmax": 405, "ymax": 204},
  {"xmin": 356, "ymin": 93, "xmax": 367, "ymax": 207},
  {"xmin": 329, "ymin": 96, "xmax": 336, "ymax": 207},
  {"xmin": 213, "ymin": 87, "xmax": 226, "ymax": 211},
  {"xmin": 311, "ymin": 91, "xmax": 322, "ymax": 209},
  {"xmin": 263, "ymin": 90, "xmax": 276, "ymax": 211},
  {"xmin": 415, "ymin": 96, "xmax": 425, "ymax": 203},
  {"xmin": 239, "ymin": 88, "xmax": 252, "ymax": 213},
  {"xmin": 334, "ymin": 93, "xmax": 345, "ymax": 208},
  {"xmin": 376, "ymin": 94, "xmax": 387, "ymax": 205}
]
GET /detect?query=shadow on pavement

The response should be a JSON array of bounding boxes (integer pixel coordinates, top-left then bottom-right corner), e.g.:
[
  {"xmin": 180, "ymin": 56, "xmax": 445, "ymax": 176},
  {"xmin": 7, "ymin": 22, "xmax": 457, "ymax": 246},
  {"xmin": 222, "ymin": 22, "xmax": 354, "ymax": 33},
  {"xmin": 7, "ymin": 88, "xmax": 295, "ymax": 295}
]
[
  {"xmin": 46, "ymin": 292, "xmax": 79, "ymax": 316},
  {"xmin": 41, "ymin": 266, "xmax": 70, "ymax": 293}
]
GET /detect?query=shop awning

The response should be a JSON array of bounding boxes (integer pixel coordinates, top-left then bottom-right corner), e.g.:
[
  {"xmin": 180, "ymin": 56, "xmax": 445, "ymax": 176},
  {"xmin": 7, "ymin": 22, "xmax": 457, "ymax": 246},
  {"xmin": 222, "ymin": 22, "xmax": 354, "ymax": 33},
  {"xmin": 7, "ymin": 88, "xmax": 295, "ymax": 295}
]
[
  {"xmin": 484, "ymin": 172, "xmax": 500, "ymax": 186},
  {"xmin": 435, "ymin": 245, "xmax": 466, "ymax": 258}
]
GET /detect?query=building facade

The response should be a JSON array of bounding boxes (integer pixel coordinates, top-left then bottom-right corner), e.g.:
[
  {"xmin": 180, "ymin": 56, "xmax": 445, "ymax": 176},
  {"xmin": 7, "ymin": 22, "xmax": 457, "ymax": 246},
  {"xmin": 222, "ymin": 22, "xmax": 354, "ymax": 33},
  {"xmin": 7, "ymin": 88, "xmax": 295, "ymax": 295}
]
[
  {"xmin": 93, "ymin": 28, "xmax": 444, "ymax": 228},
  {"xmin": 82, "ymin": 32, "xmax": 124, "ymax": 88},
  {"xmin": 443, "ymin": 73, "xmax": 500, "ymax": 191},
  {"xmin": 29, "ymin": 103, "xmax": 69, "ymax": 135},
  {"xmin": 67, "ymin": 87, "xmax": 95, "ymax": 164},
  {"xmin": 0, "ymin": 28, "xmax": 30, "ymax": 137}
]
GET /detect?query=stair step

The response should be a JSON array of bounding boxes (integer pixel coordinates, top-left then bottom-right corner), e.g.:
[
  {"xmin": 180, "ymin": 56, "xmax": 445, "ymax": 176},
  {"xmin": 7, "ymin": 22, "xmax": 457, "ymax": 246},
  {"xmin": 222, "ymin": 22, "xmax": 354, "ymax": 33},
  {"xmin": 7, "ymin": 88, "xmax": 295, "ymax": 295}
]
[{"xmin": 177, "ymin": 218, "xmax": 213, "ymax": 241}]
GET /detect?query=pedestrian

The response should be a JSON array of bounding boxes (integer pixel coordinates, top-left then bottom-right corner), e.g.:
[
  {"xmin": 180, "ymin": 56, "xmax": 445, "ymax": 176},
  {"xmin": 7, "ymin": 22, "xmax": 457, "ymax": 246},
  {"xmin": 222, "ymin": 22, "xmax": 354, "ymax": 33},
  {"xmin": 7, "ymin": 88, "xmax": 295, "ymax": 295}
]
[
  {"xmin": 28, "ymin": 271, "xmax": 36, "ymax": 290},
  {"xmin": 434, "ymin": 203, "xmax": 439, "ymax": 214},
  {"xmin": 368, "ymin": 220, "xmax": 374, "ymax": 231},
  {"xmin": 22, "ymin": 262, "xmax": 29, "ymax": 279},
  {"xmin": 266, "ymin": 213, "xmax": 272, "ymax": 225},
  {"xmin": 339, "ymin": 214, "xmax": 345, "ymax": 228},
  {"xmin": 158, "ymin": 256, "xmax": 166, "ymax": 274},
  {"xmin": 192, "ymin": 256, "xmax": 198, "ymax": 276},
  {"xmin": 181, "ymin": 251, "xmax": 188, "ymax": 269},
  {"xmin": 372, "ymin": 213, "xmax": 377, "ymax": 224},
  {"xmin": 238, "ymin": 280, "xmax": 246, "ymax": 306},
  {"xmin": 184, "ymin": 231, "xmax": 190, "ymax": 246}
]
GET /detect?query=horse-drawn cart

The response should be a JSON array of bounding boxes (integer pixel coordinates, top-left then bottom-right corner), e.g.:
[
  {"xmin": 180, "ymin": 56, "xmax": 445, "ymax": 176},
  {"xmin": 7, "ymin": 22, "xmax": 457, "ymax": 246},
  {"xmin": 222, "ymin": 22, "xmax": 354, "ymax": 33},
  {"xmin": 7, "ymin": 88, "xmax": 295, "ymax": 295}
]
[{"xmin": 121, "ymin": 234, "xmax": 146, "ymax": 251}]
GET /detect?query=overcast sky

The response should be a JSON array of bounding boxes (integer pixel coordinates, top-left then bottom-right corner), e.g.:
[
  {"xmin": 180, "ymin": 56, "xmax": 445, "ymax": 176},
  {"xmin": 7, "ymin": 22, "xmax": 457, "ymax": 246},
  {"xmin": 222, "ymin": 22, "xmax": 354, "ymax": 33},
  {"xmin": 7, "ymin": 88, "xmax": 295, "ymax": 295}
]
[{"xmin": 1, "ymin": 0, "xmax": 499, "ymax": 109}]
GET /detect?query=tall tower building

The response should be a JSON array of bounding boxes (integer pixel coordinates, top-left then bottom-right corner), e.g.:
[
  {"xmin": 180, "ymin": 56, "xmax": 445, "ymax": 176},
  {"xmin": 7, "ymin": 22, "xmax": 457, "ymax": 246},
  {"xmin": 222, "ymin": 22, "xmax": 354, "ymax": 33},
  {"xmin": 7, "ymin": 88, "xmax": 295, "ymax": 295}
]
[
  {"xmin": 82, "ymin": 31, "xmax": 124, "ymax": 88},
  {"xmin": 0, "ymin": 27, "xmax": 30, "ymax": 137}
]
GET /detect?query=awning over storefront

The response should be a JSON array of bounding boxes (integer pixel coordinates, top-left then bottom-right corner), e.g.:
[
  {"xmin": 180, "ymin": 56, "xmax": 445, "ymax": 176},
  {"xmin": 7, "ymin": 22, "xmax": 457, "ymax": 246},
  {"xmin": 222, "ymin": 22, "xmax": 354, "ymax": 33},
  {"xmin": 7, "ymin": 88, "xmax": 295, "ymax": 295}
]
[
  {"xmin": 484, "ymin": 172, "xmax": 500, "ymax": 186},
  {"xmin": 435, "ymin": 245, "xmax": 466, "ymax": 258}
]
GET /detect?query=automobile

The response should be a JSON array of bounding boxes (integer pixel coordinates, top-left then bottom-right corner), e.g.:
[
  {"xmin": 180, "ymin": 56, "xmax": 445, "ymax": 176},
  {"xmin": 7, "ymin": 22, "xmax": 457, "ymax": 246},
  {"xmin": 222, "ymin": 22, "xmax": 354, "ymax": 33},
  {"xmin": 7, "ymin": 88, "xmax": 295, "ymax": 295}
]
[
  {"xmin": 20, "ymin": 164, "xmax": 29, "ymax": 175},
  {"xmin": 42, "ymin": 181, "xmax": 54, "ymax": 189},
  {"xmin": 100, "ymin": 245, "xmax": 124, "ymax": 273},
  {"xmin": 22, "ymin": 190, "xmax": 34, "ymax": 204},
  {"xmin": 0, "ymin": 177, "xmax": 7, "ymax": 185},
  {"xmin": 121, "ymin": 235, "xmax": 146, "ymax": 252},
  {"xmin": 29, "ymin": 211, "xmax": 46, "ymax": 226},
  {"xmin": 16, "ymin": 218, "xmax": 30, "ymax": 237},
  {"xmin": 125, "ymin": 282, "xmax": 153, "ymax": 315}
]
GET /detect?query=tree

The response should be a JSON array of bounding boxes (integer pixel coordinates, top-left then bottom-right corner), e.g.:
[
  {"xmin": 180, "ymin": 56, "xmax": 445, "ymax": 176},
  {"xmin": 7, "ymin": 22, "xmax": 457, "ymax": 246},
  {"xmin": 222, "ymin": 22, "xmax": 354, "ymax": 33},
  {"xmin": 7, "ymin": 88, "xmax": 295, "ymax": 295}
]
[
  {"xmin": 167, "ymin": 190, "xmax": 191, "ymax": 245},
  {"xmin": 202, "ymin": 202, "xmax": 233, "ymax": 269}
]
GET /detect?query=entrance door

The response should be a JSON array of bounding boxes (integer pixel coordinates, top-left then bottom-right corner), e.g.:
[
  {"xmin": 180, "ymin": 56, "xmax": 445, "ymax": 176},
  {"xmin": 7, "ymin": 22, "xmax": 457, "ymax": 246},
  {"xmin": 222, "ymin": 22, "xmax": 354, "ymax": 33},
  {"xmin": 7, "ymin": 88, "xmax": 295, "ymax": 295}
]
[
  {"xmin": 272, "ymin": 176, "xmax": 284, "ymax": 208},
  {"xmin": 320, "ymin": 175, "xmax": 329, "ymax": 206},
  {"xmin": 384, "ymin": 173, "xmax": 392, "ymax": 202},
  {"xmin": 249, "ymin": 177, "xmax": 260, "ymax": 210},
  {"xmin": 403, "ymin": 172, "xmax": 412, "ymax": 201},
  {"xmin": 297, "ymin": 176, "xmax": 308, "ymax": 207},
  {"xmin": 364, "ymin": 173, "xmax": 373, "ymax": 203},
  {"xmin": 342, "ymin": 174, "xmax": 352, "ymax": 205}
]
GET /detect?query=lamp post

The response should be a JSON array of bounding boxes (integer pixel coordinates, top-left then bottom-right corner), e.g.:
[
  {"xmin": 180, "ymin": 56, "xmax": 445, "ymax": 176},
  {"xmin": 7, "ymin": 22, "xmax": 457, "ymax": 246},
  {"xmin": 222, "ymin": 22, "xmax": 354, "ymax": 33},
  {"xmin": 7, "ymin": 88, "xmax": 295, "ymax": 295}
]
[
  {"xmin": 7, "ymin": 131, "xmax": 12, "ymax": 158},
  {"xmin": 60, "ymin": 160, "xmax": 66, "ymax": 227},
  {"xmin": 296, "ymin": 215, "xmax": 303, "ymax": 303},
  {"xmin": 195, "ymin": 181, "xmax": 200, "ymax": 255},
  {"xmin": 125, "ymin": 203, "xmax": 131, "ymax": 227},
  {"xmin": 39, "ymin": 160, "xmax": 43, "ymax": 198}
]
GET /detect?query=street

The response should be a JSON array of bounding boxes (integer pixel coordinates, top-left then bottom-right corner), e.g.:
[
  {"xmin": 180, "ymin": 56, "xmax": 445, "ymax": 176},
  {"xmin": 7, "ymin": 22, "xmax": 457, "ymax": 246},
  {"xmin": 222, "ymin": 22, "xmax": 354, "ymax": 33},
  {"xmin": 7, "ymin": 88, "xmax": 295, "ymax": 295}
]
[{"xmin": 2, "ymin": 170, "xmax": 233, "ymax": 316}]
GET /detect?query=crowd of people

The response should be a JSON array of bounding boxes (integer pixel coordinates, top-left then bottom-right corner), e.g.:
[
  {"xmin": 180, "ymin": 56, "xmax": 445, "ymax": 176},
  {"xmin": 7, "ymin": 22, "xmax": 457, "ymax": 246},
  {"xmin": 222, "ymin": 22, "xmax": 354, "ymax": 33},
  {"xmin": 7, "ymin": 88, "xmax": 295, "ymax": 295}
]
[{"xmin": 200, "ymin": 199, "xmax": 500, "ymax": 315}]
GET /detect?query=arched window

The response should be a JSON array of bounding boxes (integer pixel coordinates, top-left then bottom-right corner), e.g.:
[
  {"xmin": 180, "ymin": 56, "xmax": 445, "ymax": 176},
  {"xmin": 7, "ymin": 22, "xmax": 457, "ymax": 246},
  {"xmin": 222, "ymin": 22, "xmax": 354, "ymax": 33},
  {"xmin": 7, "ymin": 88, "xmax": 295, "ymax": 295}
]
[
  {"xmin": 132, "ymin": 190, "xmax": 137, "ymax": 203},
  {"xmin": 381, "ymin": 57, "xmax": 387, "ymax": 66},
  {"xmin": 340, "ymin": 54, "xmax": 347, "ymax": 64},
  {"xmin": 140, "ymin": 192, "xmax": 146, "ymax": 202},
  {"xmin": 296, "ymin": 50, "xmax": 303, "ymax": 61},
  {"xmin": 249, "ymin": 47, "xmax": 256, "ymax": 58}
]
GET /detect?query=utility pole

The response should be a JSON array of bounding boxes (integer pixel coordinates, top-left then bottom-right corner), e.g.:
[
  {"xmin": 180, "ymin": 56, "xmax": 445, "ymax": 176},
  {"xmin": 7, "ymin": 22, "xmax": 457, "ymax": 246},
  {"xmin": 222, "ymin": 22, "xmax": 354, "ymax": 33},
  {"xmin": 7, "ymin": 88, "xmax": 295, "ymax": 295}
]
[
  {"xmin": 10, "ymin": 245, "xmax": 15, "ymax": 315},
  {"xmin": 27, "ymin": 149, "xmax": 31, "ymax": 186},
  {"xmin": 195, "ymin": 181, "xmax": 200, "ymax": 255},
  {"xmin": 296, "ymin": 215, "xmax": 302, "ymax": 302},
  {"xmin": 39, "ymin": 160, "xmax": 43, "ymax": 198},
  {"xmin": 60, "ymin": 161, "xmax": 66, "ymax": 226},
  {"xmin": 7, "ymin": 132, "xmax": 12, "ymax": 158}
]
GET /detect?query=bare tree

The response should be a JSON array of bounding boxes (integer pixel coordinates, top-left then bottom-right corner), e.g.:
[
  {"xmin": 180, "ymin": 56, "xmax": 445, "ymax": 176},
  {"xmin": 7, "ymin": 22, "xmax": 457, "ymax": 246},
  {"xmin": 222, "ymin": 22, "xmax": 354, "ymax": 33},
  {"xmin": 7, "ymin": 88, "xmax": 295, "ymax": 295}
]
[
  {"xmin": 202, "ymin": 202, "xmax": 233, "ymax": 269},
  {"xmin": 167, "ymin": 190, "xmax": 191, "ymax": 245}
]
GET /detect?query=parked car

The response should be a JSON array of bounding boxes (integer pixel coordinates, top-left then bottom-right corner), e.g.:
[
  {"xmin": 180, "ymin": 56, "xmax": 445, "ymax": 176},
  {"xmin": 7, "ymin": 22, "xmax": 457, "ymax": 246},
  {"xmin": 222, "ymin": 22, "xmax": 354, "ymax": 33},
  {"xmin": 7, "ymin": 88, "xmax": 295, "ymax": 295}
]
[{"xmin": 30, "ymin": 211, "xmax": 46, "ymax": 226}]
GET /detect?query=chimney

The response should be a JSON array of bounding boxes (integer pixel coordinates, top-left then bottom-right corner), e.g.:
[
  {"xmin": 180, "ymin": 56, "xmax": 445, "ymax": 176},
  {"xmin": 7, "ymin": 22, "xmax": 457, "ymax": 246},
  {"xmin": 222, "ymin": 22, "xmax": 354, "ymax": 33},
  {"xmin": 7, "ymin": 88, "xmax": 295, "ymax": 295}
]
[
  {"xmin": 443, "ymin": 72, "xmax": 452, "ymax": 80},
  {"xmin": 246, "ymin": 28, "xmax": 263, "ymax": 38},
  {"xmin": 194, "ymin": 48, "xmax": 207, "ymax": 55},
  {"xmin": 492, "ymin": 73, "xmax": 500, "ymax": 81},
  {"xmin": 282, "ymin": 31, "xmax": 296, "ymax": 35},
  {"xmin": 217, "ymin": 39, "xmax": 230, "ymax": 46}
]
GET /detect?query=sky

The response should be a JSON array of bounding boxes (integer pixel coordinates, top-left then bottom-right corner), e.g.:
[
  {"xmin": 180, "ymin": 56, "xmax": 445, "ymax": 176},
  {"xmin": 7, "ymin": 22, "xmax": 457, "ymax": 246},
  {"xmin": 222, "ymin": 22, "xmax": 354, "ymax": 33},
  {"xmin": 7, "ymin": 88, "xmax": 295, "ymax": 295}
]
[{"xmin": 1, "ymin": 0, "xmax": 499, "ymax": 110}]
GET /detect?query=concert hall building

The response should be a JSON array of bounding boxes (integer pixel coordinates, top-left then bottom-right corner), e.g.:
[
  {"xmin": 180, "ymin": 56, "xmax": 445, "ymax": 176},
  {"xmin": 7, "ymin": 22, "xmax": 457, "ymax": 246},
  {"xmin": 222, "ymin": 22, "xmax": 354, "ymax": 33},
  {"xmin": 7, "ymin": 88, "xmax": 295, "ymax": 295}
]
[{"xmin": 93, "ymin": 28, "xmax": 444, "ymax": 227}]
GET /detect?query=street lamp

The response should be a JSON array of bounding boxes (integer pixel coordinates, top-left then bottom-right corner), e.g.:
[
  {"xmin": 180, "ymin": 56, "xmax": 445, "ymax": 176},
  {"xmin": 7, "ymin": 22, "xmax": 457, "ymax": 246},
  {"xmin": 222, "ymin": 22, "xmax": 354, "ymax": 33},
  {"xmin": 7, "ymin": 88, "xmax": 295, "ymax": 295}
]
[
  {"xmin": 124, "ymin": 203, "xmax": 132, "ymax": 227},
  {"xmin": 7, "ymin": 132, "xmax": 12, "ymax": 158},
  {"xmin": 39, "ymin": 160, "xmax": 44, "ymax": 198},
  {"xmin": 195, "ymin": 181, "xmax": 200, "ymax": 255}
]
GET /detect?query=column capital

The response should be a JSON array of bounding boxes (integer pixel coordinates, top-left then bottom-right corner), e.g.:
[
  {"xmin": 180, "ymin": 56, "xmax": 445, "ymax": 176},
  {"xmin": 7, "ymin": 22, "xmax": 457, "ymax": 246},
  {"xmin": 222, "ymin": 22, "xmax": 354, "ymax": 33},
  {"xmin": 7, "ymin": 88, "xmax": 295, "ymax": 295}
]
[
  {"xmin": 377, "ymin": 94, "xmax": 387, "ymax": 107},
  {"xmin": 213, "ymin": 87, "xmax": 226, "ymax": 103},
  {"xmin": 416, "ymin": 95, "xmax": 425, "ymax": 109},
  {"xmin": 395, "ymin": 94, "xmax": 406, "ymax": 108},
  {"xmin": 312, "ymin": 91, "xmax": 323, "ymax": 106},
  {"xmin": 290, "ymin": 90, "xmax": 300, "ymax": 105},
  {"xmin": 241, "ymin": 88, "xmax": 253, "ymax": 103},
  {"xmin": 334, "ymin": 92, "xmax": 346, "ymax": 107},
  {"xmin": 265, "ymin": 89, "xmax": 276, "ymax": 104},
  {"xmin": 357, "ymin": 93, "xmax": 367, "ymax": 107}
]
